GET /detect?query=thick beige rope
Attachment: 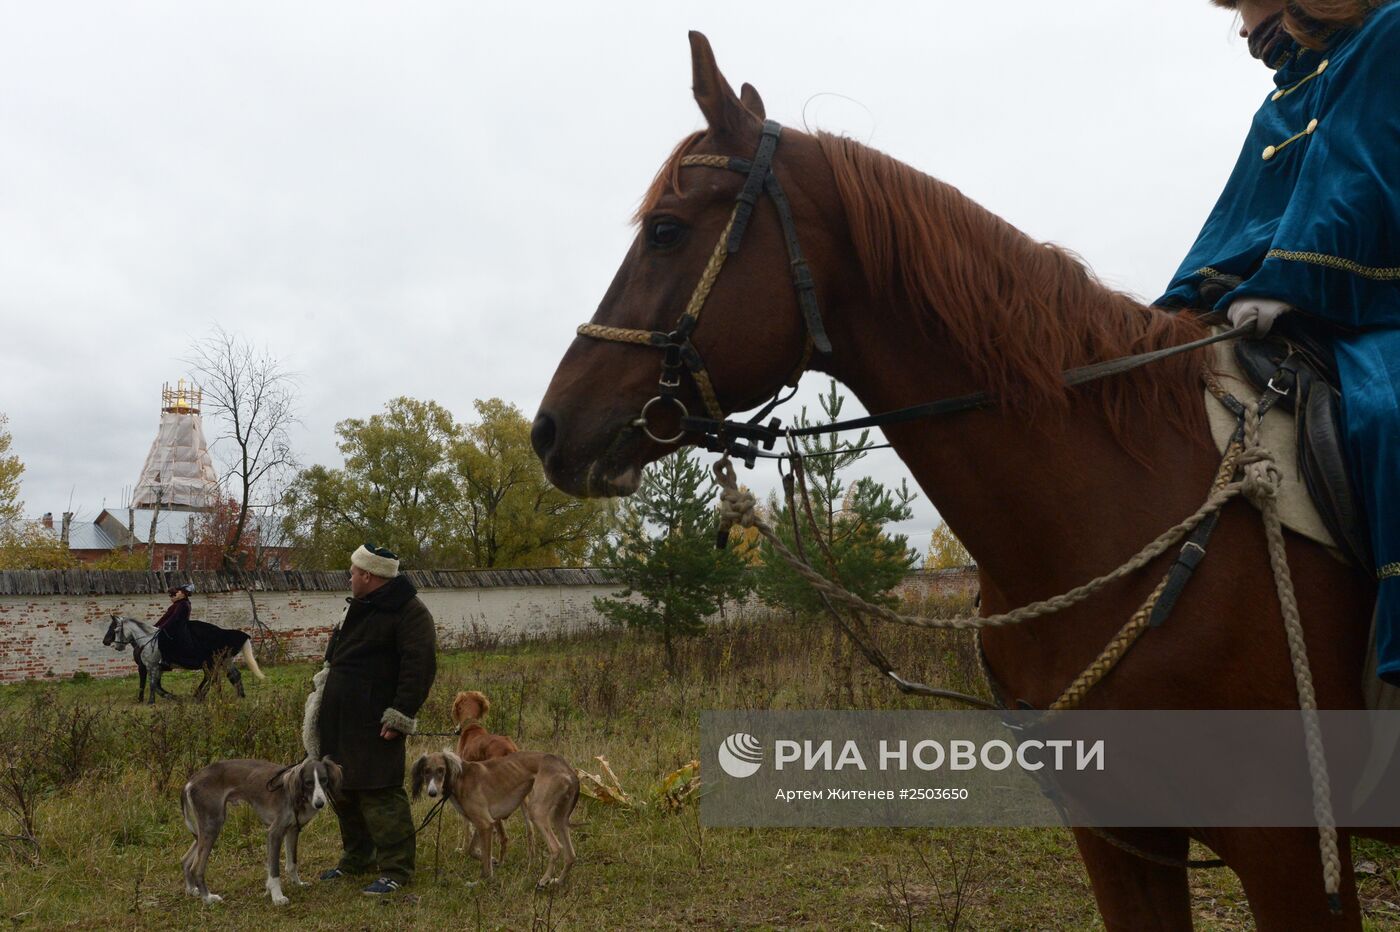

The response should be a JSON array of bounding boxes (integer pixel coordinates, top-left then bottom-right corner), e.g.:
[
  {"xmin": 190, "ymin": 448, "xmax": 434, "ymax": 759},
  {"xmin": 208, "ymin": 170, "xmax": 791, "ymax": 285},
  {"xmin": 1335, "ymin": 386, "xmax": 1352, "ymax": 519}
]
[
  {"xmin": 1238, "ymin": 400, "xmax": 1342, "ymax": 906},
  {"xmin": 1049, "ymin": 441, "xmax": 1244, "ymax": 711},
  {"xmin": 714, "ymin": 396, "xmax": 1342, "ymax": 905},
  {"xmin": 717, "ymin": 458, "xmax": 1244, "ymax": 633}
]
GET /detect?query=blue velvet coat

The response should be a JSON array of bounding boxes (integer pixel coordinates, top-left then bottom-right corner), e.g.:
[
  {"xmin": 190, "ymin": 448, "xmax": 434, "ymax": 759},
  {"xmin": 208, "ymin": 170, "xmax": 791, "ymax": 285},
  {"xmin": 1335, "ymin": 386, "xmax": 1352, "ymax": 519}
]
[{"xmin": 1158, "ymin": 4, "xmax": 1400, "ymax": 681}]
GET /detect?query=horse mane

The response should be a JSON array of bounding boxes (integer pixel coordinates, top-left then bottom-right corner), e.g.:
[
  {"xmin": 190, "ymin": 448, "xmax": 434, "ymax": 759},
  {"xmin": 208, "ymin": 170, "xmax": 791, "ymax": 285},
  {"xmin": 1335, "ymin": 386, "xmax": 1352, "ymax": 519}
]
[
  {"xmin": 814, "ymin": 132, "xmax": 1211, "ymax": 451},
  {"xmin": 123, "ymin": 616, "xmax": 154, "ymax": 635}
]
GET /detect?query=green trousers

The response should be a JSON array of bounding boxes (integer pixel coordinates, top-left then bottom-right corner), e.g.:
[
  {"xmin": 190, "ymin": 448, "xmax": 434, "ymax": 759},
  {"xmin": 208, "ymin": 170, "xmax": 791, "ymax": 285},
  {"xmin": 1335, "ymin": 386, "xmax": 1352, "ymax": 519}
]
[{"xmin": 332, "ymin": 785, "xmax": 415, "ymax": 883}]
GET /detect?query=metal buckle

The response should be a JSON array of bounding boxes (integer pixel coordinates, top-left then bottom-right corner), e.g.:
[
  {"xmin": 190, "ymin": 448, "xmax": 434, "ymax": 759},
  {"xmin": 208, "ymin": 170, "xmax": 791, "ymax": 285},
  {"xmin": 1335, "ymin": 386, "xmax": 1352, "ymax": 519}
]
[
  {"xmin": 633, "ymin": 395, "xmax": 690, "ymax": 445},
  {"xmin": 1266, "ymin": 370, "xmax": 1295, "ymax": 397}
]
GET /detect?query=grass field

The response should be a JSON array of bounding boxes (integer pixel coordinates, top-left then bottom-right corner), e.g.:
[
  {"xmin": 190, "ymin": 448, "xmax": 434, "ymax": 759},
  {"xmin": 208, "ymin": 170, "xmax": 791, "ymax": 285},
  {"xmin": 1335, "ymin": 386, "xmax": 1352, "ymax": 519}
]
[{"xmin": 3, "ymin": 613, "xmax": 1400, "ymax": 930}]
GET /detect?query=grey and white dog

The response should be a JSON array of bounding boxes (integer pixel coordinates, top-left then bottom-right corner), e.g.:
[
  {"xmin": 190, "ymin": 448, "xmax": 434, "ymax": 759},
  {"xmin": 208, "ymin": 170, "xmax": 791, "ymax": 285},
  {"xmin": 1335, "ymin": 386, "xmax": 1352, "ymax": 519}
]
[{"xmin": 180, "ymin": 756, "xmax": 342, "ymax": 906}]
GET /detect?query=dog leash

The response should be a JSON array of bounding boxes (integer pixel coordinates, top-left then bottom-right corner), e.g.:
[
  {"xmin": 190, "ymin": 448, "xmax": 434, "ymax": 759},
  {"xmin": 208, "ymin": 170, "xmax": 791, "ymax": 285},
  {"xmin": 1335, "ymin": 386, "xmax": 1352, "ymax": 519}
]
[
  {"xmin": 329, "ymin": 794, "xmax": 451, "ymax": 851},
  {"xmin": 410, "ymin": 726, "xmax": 463, "ymax": 738}
]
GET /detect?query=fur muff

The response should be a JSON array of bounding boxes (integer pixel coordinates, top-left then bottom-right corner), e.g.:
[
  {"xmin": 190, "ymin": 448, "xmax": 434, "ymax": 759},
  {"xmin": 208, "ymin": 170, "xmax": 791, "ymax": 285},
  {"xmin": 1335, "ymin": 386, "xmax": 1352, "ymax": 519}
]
[
  {"xmin": 302, "ymin": 664, "xmax": 330, "ymax": 760},
  {"xmin": 380, "ymin": 706, "xmax": 418, "ymax": 735}
]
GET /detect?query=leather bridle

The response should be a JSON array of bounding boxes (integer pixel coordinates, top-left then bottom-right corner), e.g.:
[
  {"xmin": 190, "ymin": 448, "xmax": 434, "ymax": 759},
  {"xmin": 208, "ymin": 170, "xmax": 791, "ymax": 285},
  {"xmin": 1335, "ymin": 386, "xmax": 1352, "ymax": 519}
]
[
  {"xmin": 576, "ymin": 119, "xmax": 831, "ymax": 446},
  {"xmin": 575, "ymin": 119, "xmax": 1250, "ymax": 467}
]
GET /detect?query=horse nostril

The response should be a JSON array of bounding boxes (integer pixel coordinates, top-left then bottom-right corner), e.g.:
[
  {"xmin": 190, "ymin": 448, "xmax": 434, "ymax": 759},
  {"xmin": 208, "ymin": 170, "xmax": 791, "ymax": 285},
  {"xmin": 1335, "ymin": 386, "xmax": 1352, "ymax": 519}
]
[{"xmin": 530, "ymin": 412, "xmax": 557, "ymax": 461}]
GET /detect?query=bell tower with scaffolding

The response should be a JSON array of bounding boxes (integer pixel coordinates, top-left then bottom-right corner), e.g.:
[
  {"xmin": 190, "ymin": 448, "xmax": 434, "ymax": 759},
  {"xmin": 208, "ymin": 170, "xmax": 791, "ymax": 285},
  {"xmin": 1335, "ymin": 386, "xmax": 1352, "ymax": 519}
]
[{"xmin": 130, "ymin": 379, "xmax": 220, "ymax": 511}]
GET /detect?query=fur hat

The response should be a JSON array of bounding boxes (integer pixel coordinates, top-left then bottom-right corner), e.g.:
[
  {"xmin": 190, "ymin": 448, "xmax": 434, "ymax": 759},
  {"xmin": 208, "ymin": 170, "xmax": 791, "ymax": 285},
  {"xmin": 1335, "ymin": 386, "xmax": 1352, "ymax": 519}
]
[{"xmin": 351, "ymin": 543, "xmax": 400, "ymax": 578}]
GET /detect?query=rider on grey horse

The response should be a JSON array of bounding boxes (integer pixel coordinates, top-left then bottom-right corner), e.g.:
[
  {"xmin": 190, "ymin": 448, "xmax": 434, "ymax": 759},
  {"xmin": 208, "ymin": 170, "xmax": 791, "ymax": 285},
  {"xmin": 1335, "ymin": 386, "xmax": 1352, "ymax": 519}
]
[{"xmin": 156, "ymin": 584, "xmax": 199, "ymax": 663}]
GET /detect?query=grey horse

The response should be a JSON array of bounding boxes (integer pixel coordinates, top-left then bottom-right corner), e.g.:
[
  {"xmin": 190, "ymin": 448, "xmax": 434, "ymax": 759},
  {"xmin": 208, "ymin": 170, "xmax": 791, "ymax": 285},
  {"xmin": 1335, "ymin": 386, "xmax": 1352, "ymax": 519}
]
[{"xmin": 102, "ymin": 614, "xmax": 264, "ymax": 704}]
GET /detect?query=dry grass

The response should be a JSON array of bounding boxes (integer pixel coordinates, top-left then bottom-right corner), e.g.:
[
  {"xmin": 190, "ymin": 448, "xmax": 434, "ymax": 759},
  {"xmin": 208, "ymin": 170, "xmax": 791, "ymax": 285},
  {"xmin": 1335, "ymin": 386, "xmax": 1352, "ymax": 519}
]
[{"xmin": 2, "ymin": 610, "xmax": 1399, "ymax": 929}]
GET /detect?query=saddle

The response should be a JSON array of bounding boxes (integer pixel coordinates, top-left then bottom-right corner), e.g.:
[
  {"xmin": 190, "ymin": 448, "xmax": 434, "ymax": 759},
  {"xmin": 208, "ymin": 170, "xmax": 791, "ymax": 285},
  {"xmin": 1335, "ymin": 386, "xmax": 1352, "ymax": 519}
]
[{"xmin": 1226, "ymin": 319, "xmax": 1372, "ymax": 570}]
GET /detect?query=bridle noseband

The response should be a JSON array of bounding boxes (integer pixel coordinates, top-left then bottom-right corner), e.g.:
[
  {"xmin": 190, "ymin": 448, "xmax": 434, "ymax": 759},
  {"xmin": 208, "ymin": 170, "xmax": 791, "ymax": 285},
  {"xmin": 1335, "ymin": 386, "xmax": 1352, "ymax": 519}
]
[{"xmin": 576, "ymin": 119, "xmax": 831, "ymax": 448}]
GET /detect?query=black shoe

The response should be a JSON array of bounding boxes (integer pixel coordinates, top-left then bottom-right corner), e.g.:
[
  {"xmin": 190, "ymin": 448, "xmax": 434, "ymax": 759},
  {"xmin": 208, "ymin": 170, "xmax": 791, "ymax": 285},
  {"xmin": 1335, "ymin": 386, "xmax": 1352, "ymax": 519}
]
[
  {"xmin": 362, "ymin": 877, "xmax": 402, "ymax": 895},
  {"xmin": 320, "ymin": 867, "xmax": 349, "ymax": 881}
]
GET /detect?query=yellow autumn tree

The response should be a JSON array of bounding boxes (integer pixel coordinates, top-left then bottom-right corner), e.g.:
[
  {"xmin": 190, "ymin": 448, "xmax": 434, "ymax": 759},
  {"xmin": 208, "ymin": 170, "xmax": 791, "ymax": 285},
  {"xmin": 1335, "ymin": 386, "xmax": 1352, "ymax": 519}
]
[{"xmin": 924, "ymin": 520, "xmax": 973, "ymax": 569}]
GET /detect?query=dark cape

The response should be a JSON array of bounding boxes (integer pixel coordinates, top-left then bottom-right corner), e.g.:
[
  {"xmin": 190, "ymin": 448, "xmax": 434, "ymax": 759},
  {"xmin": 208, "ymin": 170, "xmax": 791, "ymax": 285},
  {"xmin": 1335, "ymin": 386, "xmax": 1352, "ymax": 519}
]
[
  {"xmin": 154, "ymin": 600, "xmax": 250, "ymax": 670},
  {"xmin": 1157, "ymin": 4, "xmax": 1400, "ymax": 681},
  {"xmin": 316, "ymin": 575, "xmax": 437, "ymax": 790}
]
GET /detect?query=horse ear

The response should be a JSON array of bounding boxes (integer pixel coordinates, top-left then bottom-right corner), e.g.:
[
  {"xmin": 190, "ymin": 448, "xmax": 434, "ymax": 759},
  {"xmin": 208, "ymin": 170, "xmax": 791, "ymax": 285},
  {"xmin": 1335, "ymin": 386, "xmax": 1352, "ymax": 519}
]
[
  {"xmin": 689, "ymin": 31, "xmax": 754, "ymax": 136},
  {"xmin": 410, "ymin": 755, "xmax": 426, "ymax": 800},
  {"xmin": 740, "ymin": 82, "xmax": 766, "ymax": 120}
]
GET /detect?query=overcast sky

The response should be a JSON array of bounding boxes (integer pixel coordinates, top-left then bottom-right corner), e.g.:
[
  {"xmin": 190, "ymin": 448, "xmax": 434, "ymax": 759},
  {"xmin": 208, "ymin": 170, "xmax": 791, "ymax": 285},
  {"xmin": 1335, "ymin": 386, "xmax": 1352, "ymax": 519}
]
[{"xmin": 0, "ymin": 1, "xmax": 1266, "ymax": 558}]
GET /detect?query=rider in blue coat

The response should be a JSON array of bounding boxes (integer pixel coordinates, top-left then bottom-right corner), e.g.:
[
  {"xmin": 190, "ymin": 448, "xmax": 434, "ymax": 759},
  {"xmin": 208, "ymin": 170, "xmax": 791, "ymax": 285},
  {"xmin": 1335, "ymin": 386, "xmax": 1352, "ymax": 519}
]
[{"xmin": 1158, "ymin": 0, "xmax": 1400, "ymax": 683}]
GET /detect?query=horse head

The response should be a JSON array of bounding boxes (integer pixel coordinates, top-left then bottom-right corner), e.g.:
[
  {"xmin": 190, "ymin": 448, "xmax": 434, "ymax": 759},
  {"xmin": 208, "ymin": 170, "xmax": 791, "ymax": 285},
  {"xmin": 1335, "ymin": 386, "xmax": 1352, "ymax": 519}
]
[
  {"xmin": 533, "ymin": 32, "xmax": 857, "ymax": 498},
  {"xmin": 104, "ymin": 615, "xmax": 134, "ymax": 651},
  {"xmin": 103, "ymin": 614, "xmax": 121, "ymax": 649}
]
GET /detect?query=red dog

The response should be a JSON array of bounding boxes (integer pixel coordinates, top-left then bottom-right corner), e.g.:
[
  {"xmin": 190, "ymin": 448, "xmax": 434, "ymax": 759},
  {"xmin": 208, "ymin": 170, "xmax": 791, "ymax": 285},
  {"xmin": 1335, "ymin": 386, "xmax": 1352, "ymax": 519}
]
[
  {"xmin": 452, "ymin": 690, "xmax": 519, "ymax": 762},
  {"xmin": 450, "ymin": 690, "xmax": 520, "ymax": 860}
]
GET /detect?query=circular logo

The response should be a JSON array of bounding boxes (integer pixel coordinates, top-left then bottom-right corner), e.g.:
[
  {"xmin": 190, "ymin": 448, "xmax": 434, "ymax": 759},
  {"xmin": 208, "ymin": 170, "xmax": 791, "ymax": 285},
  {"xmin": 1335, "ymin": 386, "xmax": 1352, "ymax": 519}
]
[{"xmin": 717, "ymin": 732, "xmax": 763, "ymax": 778}]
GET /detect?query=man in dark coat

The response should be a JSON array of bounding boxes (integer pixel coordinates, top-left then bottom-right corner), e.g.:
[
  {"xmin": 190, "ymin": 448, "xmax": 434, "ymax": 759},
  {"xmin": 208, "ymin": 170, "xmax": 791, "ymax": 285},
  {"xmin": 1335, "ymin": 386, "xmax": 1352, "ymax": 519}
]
[{"xmin": 311, "ymin": 543, "xmax": 436, "ymax": 894}]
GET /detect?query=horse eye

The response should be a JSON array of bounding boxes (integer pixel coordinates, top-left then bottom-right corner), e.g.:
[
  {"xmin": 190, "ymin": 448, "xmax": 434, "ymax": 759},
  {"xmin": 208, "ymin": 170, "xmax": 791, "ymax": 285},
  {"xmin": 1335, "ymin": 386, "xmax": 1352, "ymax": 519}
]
[{"xmin": 647, "ymin": 219, "xmax": 685, "ymax": 249}]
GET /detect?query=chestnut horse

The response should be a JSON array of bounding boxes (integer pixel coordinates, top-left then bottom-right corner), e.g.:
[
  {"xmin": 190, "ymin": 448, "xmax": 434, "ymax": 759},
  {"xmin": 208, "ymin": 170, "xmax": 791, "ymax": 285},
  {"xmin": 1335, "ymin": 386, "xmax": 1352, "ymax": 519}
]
[{"xmin": 533, "ymin": 32, "xmax": 1386, "ymax": 930}]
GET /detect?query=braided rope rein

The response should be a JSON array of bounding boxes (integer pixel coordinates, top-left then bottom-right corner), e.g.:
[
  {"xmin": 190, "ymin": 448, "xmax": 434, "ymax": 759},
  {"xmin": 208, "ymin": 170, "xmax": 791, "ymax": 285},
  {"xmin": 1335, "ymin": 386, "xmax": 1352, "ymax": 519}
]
[{"xmin": 713, "ymin": 397, "xmax": 1342, "ymax": 909}]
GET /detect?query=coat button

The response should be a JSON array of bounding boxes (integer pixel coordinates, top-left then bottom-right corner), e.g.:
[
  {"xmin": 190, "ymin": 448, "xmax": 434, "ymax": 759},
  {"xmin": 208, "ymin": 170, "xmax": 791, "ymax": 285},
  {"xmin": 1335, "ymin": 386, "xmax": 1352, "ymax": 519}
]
[
  {"xmin": 1263, "ymin": 145, "xmax": 1278, "ymax": 160},
  {"xmin": 1317, "ymin": 59, "xmax": 1329, "ymax": 74},
  {"xmin": 1306, "ymin": 118, "xmax": 1319, "ymax": 133}
]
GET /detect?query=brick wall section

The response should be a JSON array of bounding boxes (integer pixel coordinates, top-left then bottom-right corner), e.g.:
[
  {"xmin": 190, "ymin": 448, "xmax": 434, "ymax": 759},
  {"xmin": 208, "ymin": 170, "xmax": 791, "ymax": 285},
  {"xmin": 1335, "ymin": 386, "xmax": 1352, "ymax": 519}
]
[
  {"xmin": 895, "ymin": 567, "xmax": 980, "ymax": 602},
  {"xmin": 0, "ymin": 584, "xmax": 622, "ymax": 683},
  {"xmin": 0, "ymin": 567, "xmax": 978, "ymax": 684}
]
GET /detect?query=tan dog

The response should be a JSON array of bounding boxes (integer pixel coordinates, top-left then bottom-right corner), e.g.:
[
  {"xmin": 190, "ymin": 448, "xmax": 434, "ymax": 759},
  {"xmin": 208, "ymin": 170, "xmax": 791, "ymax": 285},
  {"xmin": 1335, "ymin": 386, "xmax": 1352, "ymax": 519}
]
[{"xmin": 411, "ymin": 749, "xmax": 579, "ymax": 887}]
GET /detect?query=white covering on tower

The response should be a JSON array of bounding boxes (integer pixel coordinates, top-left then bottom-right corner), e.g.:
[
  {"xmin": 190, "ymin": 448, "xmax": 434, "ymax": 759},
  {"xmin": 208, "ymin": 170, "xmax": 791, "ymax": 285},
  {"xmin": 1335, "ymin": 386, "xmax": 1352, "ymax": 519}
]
[{"xmin": 132, "ymin": 382, "xmax": 220, "ymax": 510}]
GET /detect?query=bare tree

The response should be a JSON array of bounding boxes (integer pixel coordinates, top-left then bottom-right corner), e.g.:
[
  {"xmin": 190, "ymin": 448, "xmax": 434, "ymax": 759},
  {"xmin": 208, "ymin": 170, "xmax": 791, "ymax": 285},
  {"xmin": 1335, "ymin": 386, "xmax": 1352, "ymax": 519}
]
[{"xmin": 186, "ymin": 327, "xmax": 299, "ymax": 573}]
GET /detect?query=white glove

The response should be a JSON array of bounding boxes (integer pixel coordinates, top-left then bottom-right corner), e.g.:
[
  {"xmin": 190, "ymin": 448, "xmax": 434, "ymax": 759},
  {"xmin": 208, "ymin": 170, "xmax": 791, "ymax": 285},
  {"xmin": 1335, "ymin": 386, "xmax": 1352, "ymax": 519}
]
[{"xmin": 1227, "ymin": 297, "xmax": 1293, "ymax": 336}]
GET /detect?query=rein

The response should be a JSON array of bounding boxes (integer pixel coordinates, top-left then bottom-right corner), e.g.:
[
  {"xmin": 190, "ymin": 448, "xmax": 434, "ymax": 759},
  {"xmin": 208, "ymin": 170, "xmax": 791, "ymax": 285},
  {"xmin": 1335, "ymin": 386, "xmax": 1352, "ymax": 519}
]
[
  {"xmin": 115, "ymin": 620, "xmax": 159, "ymax": 654},
  {"xmin": 685, "ymin": 324, "xmax": 1248, "ymax": 464}
]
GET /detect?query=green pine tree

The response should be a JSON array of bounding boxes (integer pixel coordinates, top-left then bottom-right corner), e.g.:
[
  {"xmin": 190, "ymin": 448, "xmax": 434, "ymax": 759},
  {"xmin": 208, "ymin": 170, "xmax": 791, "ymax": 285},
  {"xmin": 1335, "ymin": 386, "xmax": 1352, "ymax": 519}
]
[
  {"xmin": 755, "ymin": 379, "xmax": 919, "ymax": 613},
  {"xmin": 754, "ymin": 380, "xmax": 918, "ymax": 702},
  {"xmin": 593, "ymin": 447, "xmax": 751, "ymax": 674}
]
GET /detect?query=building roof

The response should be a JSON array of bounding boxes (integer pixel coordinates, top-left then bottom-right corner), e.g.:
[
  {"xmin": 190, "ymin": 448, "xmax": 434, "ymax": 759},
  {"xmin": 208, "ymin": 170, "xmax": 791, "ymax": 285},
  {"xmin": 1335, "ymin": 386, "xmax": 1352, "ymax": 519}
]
[
  {"xmin": 14, "ymin": 517, "xmax": 118, "ymax": 552},
  {"xmin": 66, "ymin": 522, "xmax": 118, "ymax": 551},
  {"xmin": 98, "ymin": 508, "xmax": 202, "ymax": 546},
  {"xmin": 94, "ymin": 508, "xmax": 278, "ymax": 547}
]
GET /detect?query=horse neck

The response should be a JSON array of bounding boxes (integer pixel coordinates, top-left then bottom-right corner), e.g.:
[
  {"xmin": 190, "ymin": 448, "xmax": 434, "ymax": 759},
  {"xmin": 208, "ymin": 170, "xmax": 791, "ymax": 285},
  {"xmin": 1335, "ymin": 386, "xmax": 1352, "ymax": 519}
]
[
  {"xmin": 812, "ymin": 154, "xmax": 1220, "ymax": 604},
  {"xmin": 120, "ymin": 618, "xmax": 157, "ymax": 651},
  {"xmin": 125, "ymin": 618, "xmax": 154, "ymax": 637}
]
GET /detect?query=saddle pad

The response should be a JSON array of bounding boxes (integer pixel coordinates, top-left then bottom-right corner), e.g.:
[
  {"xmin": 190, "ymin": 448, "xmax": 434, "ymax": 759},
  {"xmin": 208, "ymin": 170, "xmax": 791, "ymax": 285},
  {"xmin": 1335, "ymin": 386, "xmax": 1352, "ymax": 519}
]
[
  {"xmin": 1206, "ymin": 341, "xmax": 1400, "ymax": 710},
  {"xmin": 1204, "ymin": 339, "xmax": 1342, "ymax": 557}
]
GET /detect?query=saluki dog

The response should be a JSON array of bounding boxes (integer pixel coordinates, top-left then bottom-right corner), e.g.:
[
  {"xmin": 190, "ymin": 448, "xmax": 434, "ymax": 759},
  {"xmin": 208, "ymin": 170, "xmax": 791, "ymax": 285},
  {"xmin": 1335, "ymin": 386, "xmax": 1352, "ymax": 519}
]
[
  {"xmin": 181, "ymin": 756, "xmax": 342, "ymax": 905},
  {"xmin": 451, "ymin": 690, "xmax": 519, "ymax": 856},
  {"xmin": 411, "ymin": 749, "xmax": 579, "ymax": 887},
  {"xmin": 452, "ymin": 690, "xmax": 520, "ymax": 761}
]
